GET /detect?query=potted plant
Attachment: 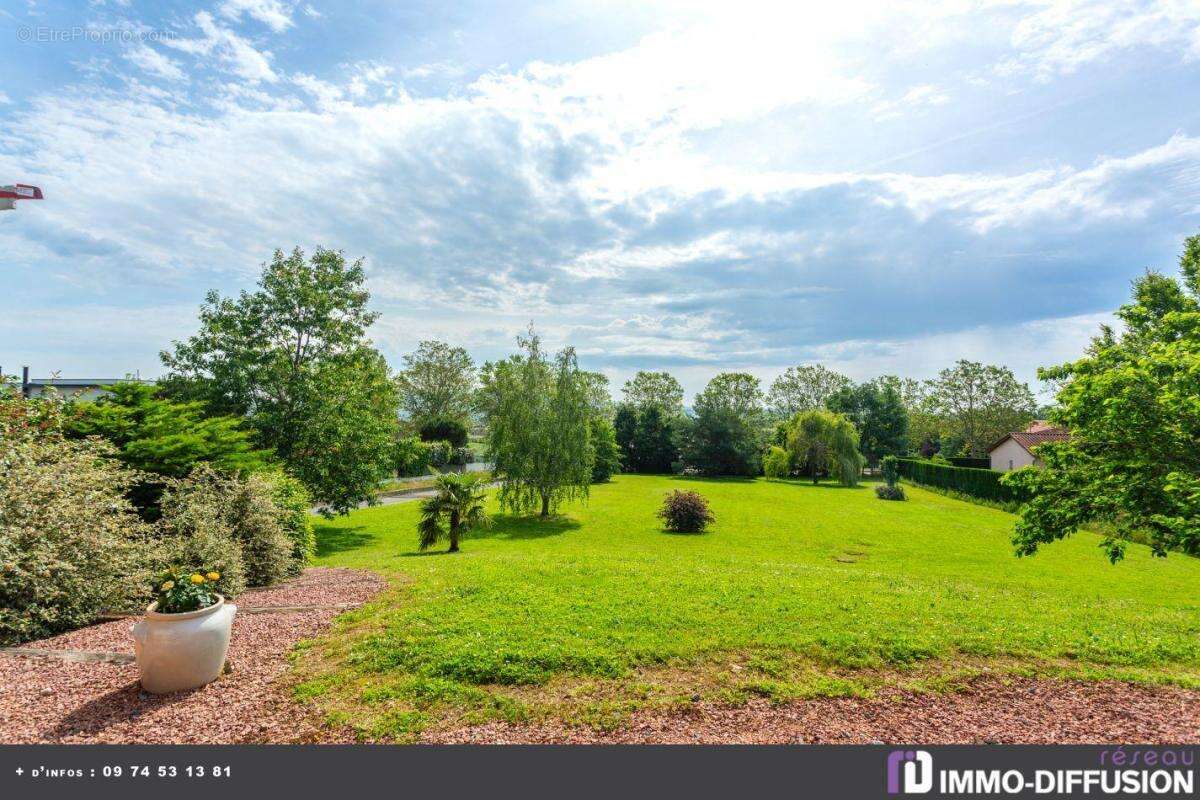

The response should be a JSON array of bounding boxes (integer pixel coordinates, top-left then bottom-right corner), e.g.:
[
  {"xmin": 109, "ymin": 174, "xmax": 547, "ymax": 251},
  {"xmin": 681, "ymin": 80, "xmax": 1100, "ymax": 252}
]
[{"xmin": 131, "ymin": 568, "xmax": 237, "ymax": 694}]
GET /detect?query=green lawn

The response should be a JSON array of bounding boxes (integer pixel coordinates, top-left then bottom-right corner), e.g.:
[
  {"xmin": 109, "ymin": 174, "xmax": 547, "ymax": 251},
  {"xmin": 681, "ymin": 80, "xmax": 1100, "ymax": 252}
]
[{"xmin": 295, "ymin": 475, "xmax": 1200, "ymax": 740}]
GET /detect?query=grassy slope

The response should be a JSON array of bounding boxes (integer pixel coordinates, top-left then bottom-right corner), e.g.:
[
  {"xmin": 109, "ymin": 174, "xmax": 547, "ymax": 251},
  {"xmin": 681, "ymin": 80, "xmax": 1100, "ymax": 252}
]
[{"xmin": 296, "ymin": 475, "xmax": 1200, "ymax": 740}]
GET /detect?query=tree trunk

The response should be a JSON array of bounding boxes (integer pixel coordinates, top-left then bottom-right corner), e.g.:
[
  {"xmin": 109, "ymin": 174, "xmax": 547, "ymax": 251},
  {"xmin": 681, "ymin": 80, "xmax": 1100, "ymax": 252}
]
[
  {"xmin": 540, "ymin": 492, "xmax": 550, "ymax": 518},
  {"xmin": 448, "ymin": 511, "xmax": 460, "ymax": 552}
]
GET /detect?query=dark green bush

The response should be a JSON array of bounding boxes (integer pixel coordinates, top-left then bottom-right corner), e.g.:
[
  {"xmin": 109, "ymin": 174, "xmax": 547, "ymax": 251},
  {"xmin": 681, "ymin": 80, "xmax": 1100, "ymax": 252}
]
[
  {"xmin": 875, "ymin": 484, "xmax": 906, "ymax": 501},
  {"xmin": 657, "ymin": 489, "xmax": 715, "ymax": 533},
  {"xmin": 418, "ymin": 417, "xmax": 469, "ymax": 449},
  {"xmin": 880, "ymin": 455, "xmax": 900, "ymax": 487},
  {"xmin": 897, "ymin": 458, "xmax": 1015, "ymax": 503},
  {"xmin": 265, "ymin": 470, "xmax": 315, "ymax": 574},
  {"xmin": 393, "ymin": 436, "xmax": 432, "ymax": 477}
]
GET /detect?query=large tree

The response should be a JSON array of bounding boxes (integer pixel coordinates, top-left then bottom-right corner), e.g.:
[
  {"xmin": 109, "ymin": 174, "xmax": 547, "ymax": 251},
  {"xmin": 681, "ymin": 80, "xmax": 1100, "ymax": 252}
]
[
  {"xmin": 784, "ymin": 409, "xmax": 865, "ymax": 486},
  {"xmin": 613, "ymin": 402, "xmax": 638, "ymax": 467},
  {"xmin": 66, "ymin": 382, "xmax": 271, "ymax": 515},
  {"xmin": 1004, "ymin": 236, "xmax": 1200, "ymax": 562},
  {"xmin": 630, "ymin": 404, "xmax": 678, "ymax": 473},
  {"xmin": 767, "ymin": 365, "xmax": 852, "ymax": 418},
  {"xmin": 621, "ymin": 371, "xmax": 684, "ymax": 416},
  {"xmin": 677, "ymin": 372, "xmax": 765, "ymax": 476},
  {"xmin": 479, "ymin": 331, "xmax": 593, "ymax": 517},
  {"xmin": 160, "ymin": 247, "xmax": 398, "ymax": 514},
  {"xmin": 924, "ymin": 360, "xmax": 1035, "ymax": 457},
  {"xmin": 826, "ymin": 381, "xmax": 908, "ymax": 467},
  {"xmin": 394, "ymin": 340, "xmax": 476, "ymax": 428}
]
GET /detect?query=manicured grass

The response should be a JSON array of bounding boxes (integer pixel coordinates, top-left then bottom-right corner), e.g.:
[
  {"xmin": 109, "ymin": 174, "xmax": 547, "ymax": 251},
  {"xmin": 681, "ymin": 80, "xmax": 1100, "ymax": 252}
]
[{"xmin": 295, "ymin": 475, "xmax": 1200, "ymax": 740}]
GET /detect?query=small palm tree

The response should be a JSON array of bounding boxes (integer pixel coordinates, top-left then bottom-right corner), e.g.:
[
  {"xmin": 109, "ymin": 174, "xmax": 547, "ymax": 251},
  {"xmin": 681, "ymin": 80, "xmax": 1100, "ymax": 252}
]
[{"xmin": 417, "ymin": 473, "xmax": 491, "ymax": 553}]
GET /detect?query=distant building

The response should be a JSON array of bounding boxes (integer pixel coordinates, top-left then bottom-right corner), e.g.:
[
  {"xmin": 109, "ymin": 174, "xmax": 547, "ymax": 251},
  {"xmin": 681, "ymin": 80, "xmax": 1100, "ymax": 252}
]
[
  {"xmin": 988, "ymin": 420, "xmax": 1070, "ymax": 472},
  {"xmin": 4, "ymin": 366, "xmax": 154, "ymax": 403}
]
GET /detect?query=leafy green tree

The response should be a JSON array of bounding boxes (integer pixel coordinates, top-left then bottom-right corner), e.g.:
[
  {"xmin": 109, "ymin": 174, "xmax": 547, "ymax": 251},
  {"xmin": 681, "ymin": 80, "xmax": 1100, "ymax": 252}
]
[
  {"xmin": 418, "ymin": 416, "xmax": 470, "ymax": 448},
  {"xmin": 613, "ymin": 402, "xmax": 638, "ymax": 467},
  {"xmin": 677, "ymin": 372, "xmax": 765, "ymax": 476},
  {"xmin": 622, "ymin": 371, "xmax": 684, "ymax": 416},
  {"xmin": 826, "ymin": 381, "xmax": 908, "ymax": 467},
  {"xmin": 631, "ymin": 404, "xmax": 678, "ymax": 473},
  {"xmin": 160, "ymin": 247, "xmax": 399, "ymax": 514},
  {"xmin": 286, "ymin": 349, "xmax": 399, "ymax": 515},
  {"xmin": 924, "ymin": 360, "xmax": 1035, "ymax": 457},
  {"xmin": 767, "ymin": 365, "xmax": 851, "ymax": 418},
  {"xmin": 1004, "ymin": 236, "xmax": 1200, "ymax": 562},
  {"xmin": 417, "ymin": 473, "xmax": 491, "ymax": 553},
  {"xmin": 784, "ymin": 409, "xmax": 865, "ymax": 486},
  {"xmin": 66, "ymin": 382, "xmax": 271, "ymax": 514},
  {"xmin": 762, "ymin": 445, "xmax": 791, "ymax": 479},
  {"xmin": 581, "ymin": 371, "xmax": 616, "ymax": 419},
  {"xmin": 589, "ymin": 416, "xmax": 622, "ymax": 483},
  {"xmin": 395, "ymin": 340, "xmax": 476, "ymax": 429},
  {"xmin": 479, "ymin": 330, "xmax": 593, "ymax": 517}
]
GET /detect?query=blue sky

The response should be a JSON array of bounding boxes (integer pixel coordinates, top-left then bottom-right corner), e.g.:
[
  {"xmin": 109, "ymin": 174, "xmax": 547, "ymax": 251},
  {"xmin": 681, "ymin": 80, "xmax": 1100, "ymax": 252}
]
[{"xmin": 3, "ymin": 0, "xmax": 1200, "ymax": 400}]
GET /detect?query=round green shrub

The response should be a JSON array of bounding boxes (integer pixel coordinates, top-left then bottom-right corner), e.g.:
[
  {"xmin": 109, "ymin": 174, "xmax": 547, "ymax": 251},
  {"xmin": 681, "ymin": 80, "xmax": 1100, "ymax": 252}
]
[
  {"xmin": 875, "ymin": 484, "xmax": 907, "ymax": 501},
  {"xmin": 418, "ymin": 416, "xmax": 470, "ymax": 449}
]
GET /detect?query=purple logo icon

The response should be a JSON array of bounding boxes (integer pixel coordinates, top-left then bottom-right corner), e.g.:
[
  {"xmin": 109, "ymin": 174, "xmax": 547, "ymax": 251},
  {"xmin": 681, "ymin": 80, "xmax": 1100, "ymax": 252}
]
[{"xmin": 887, "ymin": 750, "xmax": 933, "ymax": 794}]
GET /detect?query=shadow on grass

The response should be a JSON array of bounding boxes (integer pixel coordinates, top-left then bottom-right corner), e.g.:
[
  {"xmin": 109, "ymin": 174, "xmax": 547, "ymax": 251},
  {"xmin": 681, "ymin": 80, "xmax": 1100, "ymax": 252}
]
[
  {"xmin": 395, "ymin": 514, "xmax": 582, "ymax": 557},
  {"xmin": 314, "ymin": 524, "xmax": 377, "ymax": 558},
  {"xmin": 762, "ymin": 477, "xmax": 868, "ymax": 490}
]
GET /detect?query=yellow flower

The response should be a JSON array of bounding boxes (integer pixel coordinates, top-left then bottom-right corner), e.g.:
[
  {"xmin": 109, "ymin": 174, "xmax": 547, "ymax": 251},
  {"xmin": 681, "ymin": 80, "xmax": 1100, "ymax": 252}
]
[
  {"xmin": 190, "ymin": 573, "xmax": 205, "ymax": 584},
  {"xmin": 206, "ymin": 571, "xmax": 220, "ymax": 582},
  {"xmin": 160, "ymin": 580, "xmax": 175, "ymax": 591}
]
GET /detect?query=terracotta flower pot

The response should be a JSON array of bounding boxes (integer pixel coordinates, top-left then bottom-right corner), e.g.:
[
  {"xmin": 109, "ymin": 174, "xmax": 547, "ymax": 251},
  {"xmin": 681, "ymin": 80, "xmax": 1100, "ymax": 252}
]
[{"xmin": 132, "ymin": 595, "xmax": 237, "ymax": 694}]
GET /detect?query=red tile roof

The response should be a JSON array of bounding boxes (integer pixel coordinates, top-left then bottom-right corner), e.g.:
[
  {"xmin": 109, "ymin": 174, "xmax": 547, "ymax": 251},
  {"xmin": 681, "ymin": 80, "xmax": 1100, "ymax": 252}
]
[{"xmin": 988, "ymin": 424, "xmax": 1070, "ymax": 455}]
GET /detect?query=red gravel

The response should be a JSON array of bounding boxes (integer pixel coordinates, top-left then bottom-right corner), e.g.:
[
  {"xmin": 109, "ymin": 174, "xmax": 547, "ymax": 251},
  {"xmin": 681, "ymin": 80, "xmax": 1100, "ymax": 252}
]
[
  {"xmin": 0, "ymin": 568, "xmax": 385, "ymax": 744},
  {"xmin": 424, "ymin": 678, "xmax": 1200, "ymax": 744}
]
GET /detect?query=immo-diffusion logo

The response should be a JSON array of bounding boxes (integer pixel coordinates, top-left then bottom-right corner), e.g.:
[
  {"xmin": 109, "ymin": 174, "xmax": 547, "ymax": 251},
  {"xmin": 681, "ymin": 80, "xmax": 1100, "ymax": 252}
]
[{"xmin": 887, "ymin": 750, "xmax": 933, "ymax": 794}]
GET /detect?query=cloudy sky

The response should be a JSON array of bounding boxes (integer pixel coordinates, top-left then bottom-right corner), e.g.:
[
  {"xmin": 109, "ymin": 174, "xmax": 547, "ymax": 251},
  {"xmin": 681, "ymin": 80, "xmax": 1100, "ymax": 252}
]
[{"xmin": 3, "ymin": 0, "xmax": 1200, "ymax": 400}]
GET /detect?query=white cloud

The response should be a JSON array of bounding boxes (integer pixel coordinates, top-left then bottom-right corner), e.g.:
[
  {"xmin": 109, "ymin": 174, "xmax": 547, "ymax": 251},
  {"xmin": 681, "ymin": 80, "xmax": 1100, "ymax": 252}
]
[
  {"xmin": 123, "ymin": 44, "xmax": 187, "ymax": 82},
  {"xmin": 165, "ymin": 11, "xmax": 278, "ymax": 83},
  {"xmin": 998, "ymin": 0, "xmax": 1200, "ymax": 80},
  {"xmin": 218, "ymin": 0, "xmax": 294, "ymax": 33}
]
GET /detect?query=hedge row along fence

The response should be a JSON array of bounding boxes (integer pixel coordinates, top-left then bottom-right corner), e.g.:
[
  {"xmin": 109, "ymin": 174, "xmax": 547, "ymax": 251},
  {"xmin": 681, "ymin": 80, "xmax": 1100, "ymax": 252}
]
[
  {"xmin": 949, "ymin": 456, "xmax": 991, "ymax": 469},
  {"xmin": 896, "ymin": 458, "xmax": 1016, "ymax": 504}
]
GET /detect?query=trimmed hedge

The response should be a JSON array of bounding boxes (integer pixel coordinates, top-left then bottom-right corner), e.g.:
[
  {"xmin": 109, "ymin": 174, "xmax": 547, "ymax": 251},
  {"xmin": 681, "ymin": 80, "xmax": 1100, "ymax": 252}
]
[
  {"xmin": 897, "ymin": 458, "xmax": 1015, "ymax": 503},
  {"xmin": 949, "ymin": 457, "xmax": 991, "ymax": 469}
]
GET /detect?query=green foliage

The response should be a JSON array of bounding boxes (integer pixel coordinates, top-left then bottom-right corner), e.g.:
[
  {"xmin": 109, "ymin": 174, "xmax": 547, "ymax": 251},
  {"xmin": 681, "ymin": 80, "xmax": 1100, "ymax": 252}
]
[
  {"xmin": 657, "ymin": 489, "xmax": 715, "ymax": 533},
  {"xmin": 264, "ymin": 469, "xmax": 315, "ymax": 573},
  {"xmin": 767, "ymin": 365, "xmax": 851, "ymax": 418},
  {"xmin": 898, "ymin": 458, "xmax": 1014, "ymax": 504},
  {"xmin": 479, "ymin": 330, "xmax": 593, "ymax": 517},
  {"xmin": 153, "ymin": 567, "xmax": 225, "ymax": 614},
  {"xmin": 393, "ymin": 436, "xmax": 432, "ymax": 477},
  {"xmin": 395, "ymin": 340, "xmax": 476, "ymax": 429},
  {"xmin": 784, "ymin": 410, "xmax": 865, "ymax": 486},
  {"xmin": 285, "ymin": 348, "xmax": 399, "ymax": 516},
  {"xmin": 0, "ymin": 389, "xmax": 155, "ymax": 644},
  {"xmin": 417, "ymin": 473, "xmax": 491, "ymax": 552},
  {"xmin": 155, "ymin": 468, "xmax": 249, "ymax": 597},
  {"xmin": 629, "ymin": 404, "xmax": 678, "ymax": 473},
  {"xmin": 880, "ymin": 455, "xmax": 900, "ymax": 487},
  {"xmin": 1004, "ymin": 234, "xmax": 1200, "ymax": 562},
  {"xmin": 589, "ymin": 416, "xmax": 622, "ymax": 483},
  {"xmin": 875, "ymin": 484, "xmax": 906, "ymax": 501},
  {"xmin": 621, "ymin": 371, "xmax": 684, "ymax": 417},
  {"xmin": 826, "ymin": 381, "xmax": 908, "ymax": 466},
  {"xmin": 924, "ymin": 360, "xmax": 1036, "ymax": 457},
  {"xmin": 677, "ymin": 372, "xmax": 765, "ymax": 476},
  {"xmin": 426, "ymin": 440, "xmax": 470, "ymax": 469},
  {"xmin": 66, "ymin": 382, "xmax": 271, "ymax": 515},
  {"xmin": 417, "ymin": 416, "xmax": 470, "ymax": 449},
  {"xmin": 160, "ymin": 246, "xmax": 398, "ymax": 514},
  {"xmin": 613, "ymin": 403, "xmax": 637, "ymax": 468},
  {"xmin": 762, "ymin": 445, "xmax": 791, "ymax": 479}
]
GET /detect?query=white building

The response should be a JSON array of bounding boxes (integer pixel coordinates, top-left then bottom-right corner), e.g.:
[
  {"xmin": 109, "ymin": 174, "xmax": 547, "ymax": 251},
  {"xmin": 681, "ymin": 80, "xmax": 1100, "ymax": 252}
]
[{"xmin": 988, "ymin": 421, "xmax": 1070, "ymax": 472}]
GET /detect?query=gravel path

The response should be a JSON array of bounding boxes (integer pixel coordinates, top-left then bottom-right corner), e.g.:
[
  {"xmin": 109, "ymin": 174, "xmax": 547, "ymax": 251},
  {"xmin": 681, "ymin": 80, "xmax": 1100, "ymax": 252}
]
[
  {"xmin": 0, "ymin": 567, "xmax": 385, "ymax": 744},
  {"xmin": 424, "ymin": 678, "xmax": 1200, "ymax": 744}
]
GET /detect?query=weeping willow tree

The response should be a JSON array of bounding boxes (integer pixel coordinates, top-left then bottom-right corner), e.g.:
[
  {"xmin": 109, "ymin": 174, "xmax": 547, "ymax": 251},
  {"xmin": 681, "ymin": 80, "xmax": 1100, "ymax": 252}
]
[
  {"xmin": 784, "ymin": 410, "xmax": 865, "ymax": 486},
  {"xmin": 477, "ymin": 329, "xmax": 593, "ymax": 518}
]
